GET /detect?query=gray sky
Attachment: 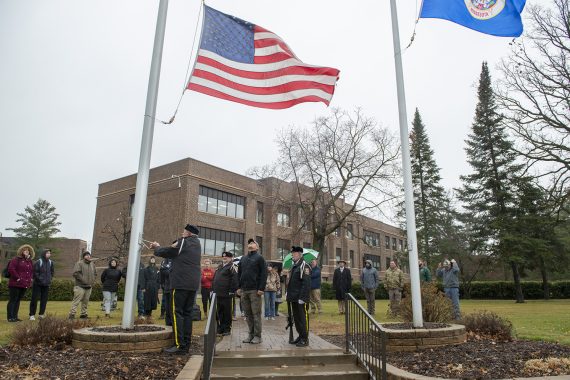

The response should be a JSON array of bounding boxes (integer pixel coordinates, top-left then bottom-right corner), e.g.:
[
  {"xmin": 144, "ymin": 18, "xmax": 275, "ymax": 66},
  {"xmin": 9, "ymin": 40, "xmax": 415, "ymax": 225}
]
[{"xmin": 0, "ymin": 0, "xmax": 529, "ymax": 246}]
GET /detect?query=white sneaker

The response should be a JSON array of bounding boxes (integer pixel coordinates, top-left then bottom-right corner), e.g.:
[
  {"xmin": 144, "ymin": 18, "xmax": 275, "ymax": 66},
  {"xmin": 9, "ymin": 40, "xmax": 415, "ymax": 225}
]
[
  {"xmin": 38, "ymin": 314, "xmax": 45, "ymax": 320},
  {"xmin": 264, "ymin": 317, "xmax": 269, "ymax": 320},
  {"xmin": 270, "ymin": 317, "xmax": 275, "ymax": 320},
  {"xmin": 29, "ymin": 316, "xmax": 35, "ymax": 321}
]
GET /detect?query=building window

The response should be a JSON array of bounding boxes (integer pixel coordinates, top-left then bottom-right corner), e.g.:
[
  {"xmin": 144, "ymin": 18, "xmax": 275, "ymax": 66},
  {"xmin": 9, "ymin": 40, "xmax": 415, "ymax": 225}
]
[
  {"xmin": 335, "ymin": 247, "xmax": 341, "ymax": 262},
  {"xmin": 386, "ymin": 257, "xmax": 391, "ymax": 270},
  {"xmin": 277, "ymin": 238, "xmax": 291, "ymax": 260},
  {"xmin": 256, "ymin": 236, "xmax": 263, "ymax": 255},
  {"xmin": 256, "ymin": 202, "xmax": 264, "ymax": 224},
  {"xmin": 129, "ymin": 194, "xmax": 135, "ymax": 217},
  {"xmin": 364, "ymin": 254, "xmax": 381, "ymax": 269},
  {"xmin": 334, "ymin": 227, "xmax": 341, "ymax": 237},
  {"xmin": 392, "ymin": 237, "xmax": 397, "ymax": 251},
  {"xmin": 346, "ymin": 224, "xmax": 354, "ymax": 240},
  {"xmin": 385, "ymin": 236, "xmax": 391, "ymax": 249},
  {"xmin": 198, "ymin": 186, "xmax": 245, "ymax": 219},
  {"xmin": 277, "ymin": 206, "xmax": 291, "ymax": 227},
  {"xmin": 349, "ymin": 250, "xmax": 354, "ymax": 266},
  {"xmin": 399, "ymin": 239, "xmax": 404, "ymax": 251},
  {"xmin": 364, "ymin": 230, "xmax": 380, "ymax": 247},
  {"xmin": 197, "ymin": 226, "xmax": 244, "ymax": 257}
]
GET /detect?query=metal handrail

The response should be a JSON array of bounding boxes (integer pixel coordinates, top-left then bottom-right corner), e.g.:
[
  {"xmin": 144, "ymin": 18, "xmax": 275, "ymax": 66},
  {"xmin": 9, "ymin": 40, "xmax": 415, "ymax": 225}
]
[
  {"xmin": 203, "ymin": 292, "xmax": 217, "ymax": 380},
  {"xmin": 345, "ymin": 293, "xmax": 387, "ymax": 380}
]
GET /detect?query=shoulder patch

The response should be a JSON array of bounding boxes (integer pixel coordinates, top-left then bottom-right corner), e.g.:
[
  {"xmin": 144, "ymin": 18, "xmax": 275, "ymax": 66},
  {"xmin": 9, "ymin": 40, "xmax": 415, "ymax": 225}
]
[{"xmin": 304, "ymin": 267, "xmax": 310, "ymax": 275}]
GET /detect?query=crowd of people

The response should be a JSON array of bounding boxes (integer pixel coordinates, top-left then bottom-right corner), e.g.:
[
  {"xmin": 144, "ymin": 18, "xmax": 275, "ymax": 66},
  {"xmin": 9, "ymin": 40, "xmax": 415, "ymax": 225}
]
[{"xmin": 3, "ymin": 224, "xmax": 462, "ymax": 353}]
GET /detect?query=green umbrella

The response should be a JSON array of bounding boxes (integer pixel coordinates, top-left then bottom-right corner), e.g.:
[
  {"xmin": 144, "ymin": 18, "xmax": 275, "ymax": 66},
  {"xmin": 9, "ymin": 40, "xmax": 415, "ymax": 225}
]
[{"xmin": 282, "ymin": 248, "xmax": 319, "ymax": 270}]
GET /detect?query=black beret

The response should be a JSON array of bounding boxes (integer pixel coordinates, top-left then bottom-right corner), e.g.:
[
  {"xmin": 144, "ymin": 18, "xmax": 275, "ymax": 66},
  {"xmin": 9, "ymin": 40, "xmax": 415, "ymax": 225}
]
[
  {"xmin": 247, "ymin": 238, "xmax": 256, "ymax": 244},
  {"xmin": 291, "ymin": 246, "xmax": 303, "ymax": 253},
  {"xmin": 185, "ymin": 224, "xmax": 200, "ymax": 234},
  {"xmin": 221, "ymin": 251, "xmax": 233, "ymax": 258}
]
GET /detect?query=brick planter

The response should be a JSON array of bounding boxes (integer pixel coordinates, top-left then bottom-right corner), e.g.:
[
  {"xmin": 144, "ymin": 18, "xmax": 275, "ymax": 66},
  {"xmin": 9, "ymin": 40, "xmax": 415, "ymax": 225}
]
[
  {"xmin": 72, "ymin": 325, "xmax": 174, "ymax": 352},
  {"xmin": 379, "ymin": 323, "xmax": 466, "ymax": 352}
]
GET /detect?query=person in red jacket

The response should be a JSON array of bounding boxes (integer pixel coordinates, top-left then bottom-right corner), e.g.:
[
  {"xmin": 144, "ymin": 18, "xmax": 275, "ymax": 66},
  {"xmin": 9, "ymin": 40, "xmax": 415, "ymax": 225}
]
[
  {"xmin": 200, "ymin": 259, "xmax": 215, "ymax": 316},
  {"xmin": 7, "ymin": 244, "xmax": 34, "ymax": 322}
]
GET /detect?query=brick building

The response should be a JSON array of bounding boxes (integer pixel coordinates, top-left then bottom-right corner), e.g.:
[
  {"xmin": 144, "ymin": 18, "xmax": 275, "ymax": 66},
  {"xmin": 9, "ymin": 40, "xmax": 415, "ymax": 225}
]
[
  {"xmin": 0, "ymin": 235, "xmax": 88, "ymax": 279},
  {"xmin": 92, "ymin": 157, "xmax": 406, "ymax": 280}
]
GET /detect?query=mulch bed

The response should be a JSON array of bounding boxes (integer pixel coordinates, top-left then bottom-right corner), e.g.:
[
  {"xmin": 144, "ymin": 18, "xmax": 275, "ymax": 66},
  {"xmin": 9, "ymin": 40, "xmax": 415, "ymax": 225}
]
[
  {"xmin": 320, "ymin": 334, "xmax": 570, "ymax": 379},
  {"xmin": 0, "ymin": 338, "xmax": 204, "ymax": 380}
]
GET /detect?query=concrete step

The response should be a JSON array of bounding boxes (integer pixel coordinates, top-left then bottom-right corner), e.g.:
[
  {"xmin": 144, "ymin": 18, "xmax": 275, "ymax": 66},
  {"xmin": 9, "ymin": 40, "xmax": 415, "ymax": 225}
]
[
  {"xmin": 209, "ymin": 363, "xmax": 369, "ymax": 380},
  {"xmin": 213, "ymin": 349, "xmax": 356, "ymax": 367}
]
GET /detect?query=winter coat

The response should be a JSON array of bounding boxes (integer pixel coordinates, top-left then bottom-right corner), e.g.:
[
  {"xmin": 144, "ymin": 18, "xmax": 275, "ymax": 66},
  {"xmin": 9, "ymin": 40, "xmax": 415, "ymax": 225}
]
[
  {"xmin": 73, "ymin": 259, "xmax": 97, "ymax": 288},
  {"xmin": 141, "ymin": 264, "xmax": 160, "ymax": 311},
  {"xmin": 238, "ymin": 251, "xmax": 267, "ymax": 292},
  {"xmin": 33, "ymin": 249, "xmax": 54, "ymax": 287},
  {"xmin": 212, "ymin": 262, "xmax": 238, "ymax": 298},
  {"xmin": 361, "ymin": 265, "xmax": 379, "ymax": 289},
  {"xmin": 286, "ymin": 259, "xmax": 311, "ymax": 303},
  {"xmin": 159, "ymin": 258, "xmax": 173, "ymax": 293},
  {"xmin": 154, "ymin": 235, "xmax": 201, "ymax": 291},
  {"xmin": 201, "ymin": 267, "xmax": 215, "ymax": 289},
  {"xmin": 332, "ymin": 267, "xmax": 352, "ymax": 300},
  {"xmin": 265, "ymin": 271, "xmax": 280, "ymax": 292},
  {"xmin": 310, "ymin": 265, "xmax": 321, "ymax": 290},
  {"xmin": 420, "ymin": 266, "xmax": 432, "ymax": 282},
  {"xmin": 436, "ymin": 263, "xmax": 460, "ymax": 288},
  {"xmin": 384, "ymin": 267, "xmax": 404, "ymax": 290},
  {"xmin": 8, "ymin": 245, "xmax": 35, "ymax": 289},
  {"xmin": 101, "ymin": 265, "xmax": 122, "ymax": 293}
]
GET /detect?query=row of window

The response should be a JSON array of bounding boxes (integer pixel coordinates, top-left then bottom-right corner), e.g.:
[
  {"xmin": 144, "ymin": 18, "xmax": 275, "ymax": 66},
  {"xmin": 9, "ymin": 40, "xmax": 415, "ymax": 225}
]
[
  {"xmin": 197, "ymin": 226, "xmax": 245, "ymax": 257},
  {"xmin": 198, "ymin": 186, "xmax": 245, "ymax": 219}
]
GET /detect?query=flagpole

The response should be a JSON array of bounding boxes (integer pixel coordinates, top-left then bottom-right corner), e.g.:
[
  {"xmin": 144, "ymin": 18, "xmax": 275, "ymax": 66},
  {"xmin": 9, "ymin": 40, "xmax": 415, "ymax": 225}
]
[
  {"xmin": 122, "ymin": 0, "xmax": 169, "ymax": 329},
  {"xmin": 389, "ymin": 0, "xmax": 423, "ymax": 327}
]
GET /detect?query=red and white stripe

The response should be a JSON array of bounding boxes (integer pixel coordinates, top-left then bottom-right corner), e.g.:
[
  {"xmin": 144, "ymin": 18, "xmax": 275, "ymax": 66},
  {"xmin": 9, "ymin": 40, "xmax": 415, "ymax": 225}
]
[{"xmin": 187, "ymin": 26, "xmax": 340, "ymax": 109}]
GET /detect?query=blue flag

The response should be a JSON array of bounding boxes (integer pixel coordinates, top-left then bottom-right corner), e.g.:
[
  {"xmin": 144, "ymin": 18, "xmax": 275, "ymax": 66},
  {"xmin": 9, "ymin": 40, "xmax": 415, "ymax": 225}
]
[{"xmin": 420, "ymin": 0, "xmax": 526, "ymax": 37}]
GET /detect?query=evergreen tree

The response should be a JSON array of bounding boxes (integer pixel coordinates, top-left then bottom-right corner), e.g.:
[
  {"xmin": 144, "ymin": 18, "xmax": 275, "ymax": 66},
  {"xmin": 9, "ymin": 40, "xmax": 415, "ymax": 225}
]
[
  {"xmin": 408, "ymin": 108, "xmax": 448, "ymax": 264},
  {"xmin": 457, "ymin": 62, "xmax": 528, "ymax": 303},
  {"xmin": 7, "ymin": 198, "xmax": 62, "ymax": 251}
]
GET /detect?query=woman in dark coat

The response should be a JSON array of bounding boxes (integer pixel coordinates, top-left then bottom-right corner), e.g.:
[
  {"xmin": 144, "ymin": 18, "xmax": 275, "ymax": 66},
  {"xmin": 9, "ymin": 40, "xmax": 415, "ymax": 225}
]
[
  {"xmin": 142, "ymin": 256, "xmax": 160, "ymax": 317},
  {"xmin": 332, "ymin": 260, "xmax": 352, "ymax": 314},
  {"xmin": 101, "ymin": 258, "xmax": 123, "ymax": 317},
  {"xmin": 7, "ymin": 245, "xmax": 34, "ymax": 322}
]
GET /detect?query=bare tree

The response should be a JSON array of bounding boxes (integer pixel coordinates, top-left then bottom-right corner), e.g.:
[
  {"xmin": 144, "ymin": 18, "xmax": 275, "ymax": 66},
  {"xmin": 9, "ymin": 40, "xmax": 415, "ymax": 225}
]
[
  {"xmin": 251, "ymin": 108, "xmax": 401, "ymax": 264},
  {"xmin": 496, "ymin": 0, "xmax": 570, "ymax": 211},
  {"xmin": 100, "ymin": 207, "xmax": 131, "ymax": 263}
]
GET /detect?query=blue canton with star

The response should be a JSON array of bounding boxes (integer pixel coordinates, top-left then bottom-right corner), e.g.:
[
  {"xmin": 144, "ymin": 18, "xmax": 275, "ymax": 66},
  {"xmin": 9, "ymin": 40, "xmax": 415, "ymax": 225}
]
[{"xmin": 200, "ymin": 6, "xmax": 255, "ymax": 64}]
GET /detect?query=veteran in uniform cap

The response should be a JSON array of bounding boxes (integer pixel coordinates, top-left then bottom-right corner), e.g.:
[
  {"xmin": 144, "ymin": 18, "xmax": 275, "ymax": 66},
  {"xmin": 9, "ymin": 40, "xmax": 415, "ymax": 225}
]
[
  {"xmin": 212, "ymin": 251, "xmax": 239, "ymax": 336},
  {"xmin": 286, "ymin": 246, "xmax": 311, "ymax": 347},
  {"xmin": 150, "ymin": 224, "xmax": 201, "ymax": 355}
]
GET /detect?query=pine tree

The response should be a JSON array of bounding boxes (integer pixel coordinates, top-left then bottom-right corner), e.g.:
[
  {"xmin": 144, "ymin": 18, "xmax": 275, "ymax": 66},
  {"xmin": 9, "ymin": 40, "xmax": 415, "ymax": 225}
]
[
  {"xmin": 408, "ymin": 108, "xmax": 448, "ymax": 264},
  {"xmin": 457, "ymin": 62, "xmax": 528, "ymax": 302},
  {"xmin": 7, "ymin": 198, "xmax": 62, "ymax": 251}
]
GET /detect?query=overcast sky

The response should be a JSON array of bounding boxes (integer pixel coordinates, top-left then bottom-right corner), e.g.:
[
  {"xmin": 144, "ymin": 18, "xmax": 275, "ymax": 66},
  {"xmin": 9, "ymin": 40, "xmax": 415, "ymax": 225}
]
[{"xmin": 0, "ymin": 0, "xmax": 531, "ymax": 247}]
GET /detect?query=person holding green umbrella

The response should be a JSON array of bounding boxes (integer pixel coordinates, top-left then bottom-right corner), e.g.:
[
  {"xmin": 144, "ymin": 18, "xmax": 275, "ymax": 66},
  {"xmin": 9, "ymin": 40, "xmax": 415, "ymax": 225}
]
[{"xmin": 282, "ymin": 248, "xmax": 318, "ymax": 270}]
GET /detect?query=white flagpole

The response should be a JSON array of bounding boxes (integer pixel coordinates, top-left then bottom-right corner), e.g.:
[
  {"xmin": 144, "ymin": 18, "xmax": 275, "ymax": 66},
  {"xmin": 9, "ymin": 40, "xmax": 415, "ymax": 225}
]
[
  {"xmin": 122, "ymin": 0, "xmax": 169, "ymax": 329},
  {"xmin": 389, "ymin": 0, "xmax": 424, "ymax": 327}
]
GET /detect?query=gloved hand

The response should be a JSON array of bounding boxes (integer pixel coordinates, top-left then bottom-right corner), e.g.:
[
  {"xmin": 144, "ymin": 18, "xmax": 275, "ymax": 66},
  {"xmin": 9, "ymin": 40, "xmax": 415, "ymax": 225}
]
[{"xmin": 298, "ymin": 300, "xmax": 305, "ymax": 305}]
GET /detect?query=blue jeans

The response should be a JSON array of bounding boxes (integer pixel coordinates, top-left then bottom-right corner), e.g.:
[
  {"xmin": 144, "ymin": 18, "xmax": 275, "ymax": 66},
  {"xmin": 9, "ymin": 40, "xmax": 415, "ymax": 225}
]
[
  {"xmin": 137, "ymin": 289, "xmax": 144, "ymax": 316},
  {"xmin": 444, "ymin": 287, "xmax": 461, "ymax": 319},
  {"xmin": 264, "ymin": 291, "xmax": 276, "ymax": 317}
]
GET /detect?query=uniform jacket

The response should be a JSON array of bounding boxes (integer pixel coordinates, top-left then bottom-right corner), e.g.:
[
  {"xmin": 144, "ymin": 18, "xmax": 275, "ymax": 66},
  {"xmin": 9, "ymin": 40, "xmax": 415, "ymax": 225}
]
[
  {"xmin": 73, "ymin": 259, "xmax": 97, "ymax": 288},
  {"xmin": 154, "ymin": 235, "xmax": 201, "ymax": 291},
  {"xmin": 286, "ymin": 259, "xmax": 311, "ymax": 303},
  {"xmin": 159, "ymin": 258, "xmax": 173, "ymax": 293},
  {"xmin": 332, "ymin": 267, "xmax": 352, "ymax": 300},
  {"xmin": 384, "ymin": 267, "xmax": 404, "ymax": 290},
  {"xmin": 8, "ymin": 245, "xmax": 35, "ymax": 289},
  {"xmin": 212, "ymin": 262, "xmax": 239, "ymax": 298},
  {"xmin": 238, "ymin": 251, "xmax": 267, "ymax": 292},
  {"xmin": 33, "ymin": 250, "xmax": 54, "ymax": 287}
]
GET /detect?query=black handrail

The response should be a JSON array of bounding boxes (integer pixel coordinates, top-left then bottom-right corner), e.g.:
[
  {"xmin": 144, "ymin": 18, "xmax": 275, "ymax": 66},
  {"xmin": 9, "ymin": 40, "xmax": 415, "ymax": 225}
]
[
  {"xmin": 203, "ymin": 292, "xmax": 217, "ymax": 380},
  {"xmin": 345, "ymin": 293, "xmax": 387, "ymax": 380}
]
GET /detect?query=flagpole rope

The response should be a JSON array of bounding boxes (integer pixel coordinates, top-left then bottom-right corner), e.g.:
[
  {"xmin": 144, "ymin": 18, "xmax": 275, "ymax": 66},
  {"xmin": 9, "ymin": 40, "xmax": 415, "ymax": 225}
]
[
  {"xmin": 403, "ymin": 0, "xmax": 424, "ymax": 51},
  {"xmin": 157, "ymin": 0, "xmax": 204, "ymax": 125}
]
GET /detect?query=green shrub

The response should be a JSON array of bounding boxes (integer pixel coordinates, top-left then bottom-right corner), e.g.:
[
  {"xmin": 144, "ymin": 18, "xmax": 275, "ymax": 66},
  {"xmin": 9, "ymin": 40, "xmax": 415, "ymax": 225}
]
[
  {"xmin": 10, "ymin": 315, "xmax": 98, "ymax": 346},
  {"xmin": 400, "ymin": 283, "xmax": 454, "ymax": 323},
  {"xmin": 0, "ymin": 280, "xmax": 127, "ymax": 301},
  {"xmin": 462, "ymin": 310, "xmax": 514, "ymax": 341},
  {"xmin": 461, "ymin": 281, "xmax": 570, "ymax": 299}
]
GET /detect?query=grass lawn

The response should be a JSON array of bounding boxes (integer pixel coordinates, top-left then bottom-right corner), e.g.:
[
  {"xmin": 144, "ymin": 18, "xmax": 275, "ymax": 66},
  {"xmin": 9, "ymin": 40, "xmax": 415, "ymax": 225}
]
[{"xmin": 1, "ymin": 299, "xmax": 568, "ymax": 346}]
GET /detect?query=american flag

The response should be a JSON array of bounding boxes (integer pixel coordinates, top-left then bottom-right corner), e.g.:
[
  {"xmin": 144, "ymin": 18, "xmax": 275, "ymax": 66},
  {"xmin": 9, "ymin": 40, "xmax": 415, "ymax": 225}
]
[{"xmin": 186, "ymin": 5, "xmax": 340, "ymax": 110}]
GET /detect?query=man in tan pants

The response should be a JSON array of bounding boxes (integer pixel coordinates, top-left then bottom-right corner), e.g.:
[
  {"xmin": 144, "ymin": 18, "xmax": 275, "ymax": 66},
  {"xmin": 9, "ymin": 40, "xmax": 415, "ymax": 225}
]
[{"xmin": 69, "ymin": 252, "xmax": 96, "ymax": 319}]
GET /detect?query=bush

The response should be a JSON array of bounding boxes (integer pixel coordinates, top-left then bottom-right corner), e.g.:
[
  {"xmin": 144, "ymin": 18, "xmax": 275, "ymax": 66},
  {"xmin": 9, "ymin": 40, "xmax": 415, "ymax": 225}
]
[
  {"xmin": 9, "ymin": 315, "xmax": 98, "ymax": 346},
  {"xmin": 461, "ymin": 281, "xmax": 570, "ymax": 299},
  {"xmin": 0, "ymin": 280, "xmax": 127, "ymax": 301},
  {"xmin": 462, "ymin": 310, "xmax": 514, "ymax": 341},
  {"xmin": 400, "ymin": 282, "xmax": 454, "ymax": 323}
]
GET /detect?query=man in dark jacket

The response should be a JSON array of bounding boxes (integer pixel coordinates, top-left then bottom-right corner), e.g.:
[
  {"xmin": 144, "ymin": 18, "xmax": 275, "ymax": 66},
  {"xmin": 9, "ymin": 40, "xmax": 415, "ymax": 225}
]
[
  {"xmin": 159, "ymin": 258, "xmax": 173, "ymax": 326},
  {"xmin": 151, "ymin": 224, "xmax": 201, "ymax": 355},
  {"xmin": 332, "ymin": 260, "xmax": 352, "ymax": 314},
  {"xmin": 213, "ymin": 251, "xmax": 239, "ymax": 336},
  {"xmin": 142, "ymin": 256, "xmax": 160, "ymax": 317},
  {"xmin": 286, "ymin": 246, "xmax": 311, "ymax": 347},
  {"xmin": 309, "ymin": 259, "xmax": 322, "ymax": 314},
  {"xmin": 29, "ymin": 248, "xmax": 54, "ymax": 320},
  {"xmin": 237, "ymin": 238, "xmax": 267, "ymax": 344}
]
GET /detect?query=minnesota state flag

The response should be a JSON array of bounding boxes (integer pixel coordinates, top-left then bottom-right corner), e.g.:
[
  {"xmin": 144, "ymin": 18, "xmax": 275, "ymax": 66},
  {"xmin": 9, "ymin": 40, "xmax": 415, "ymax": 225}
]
[{"xmin": 420, "ymin": 0, "xmax": 526, "ymax": 37}]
